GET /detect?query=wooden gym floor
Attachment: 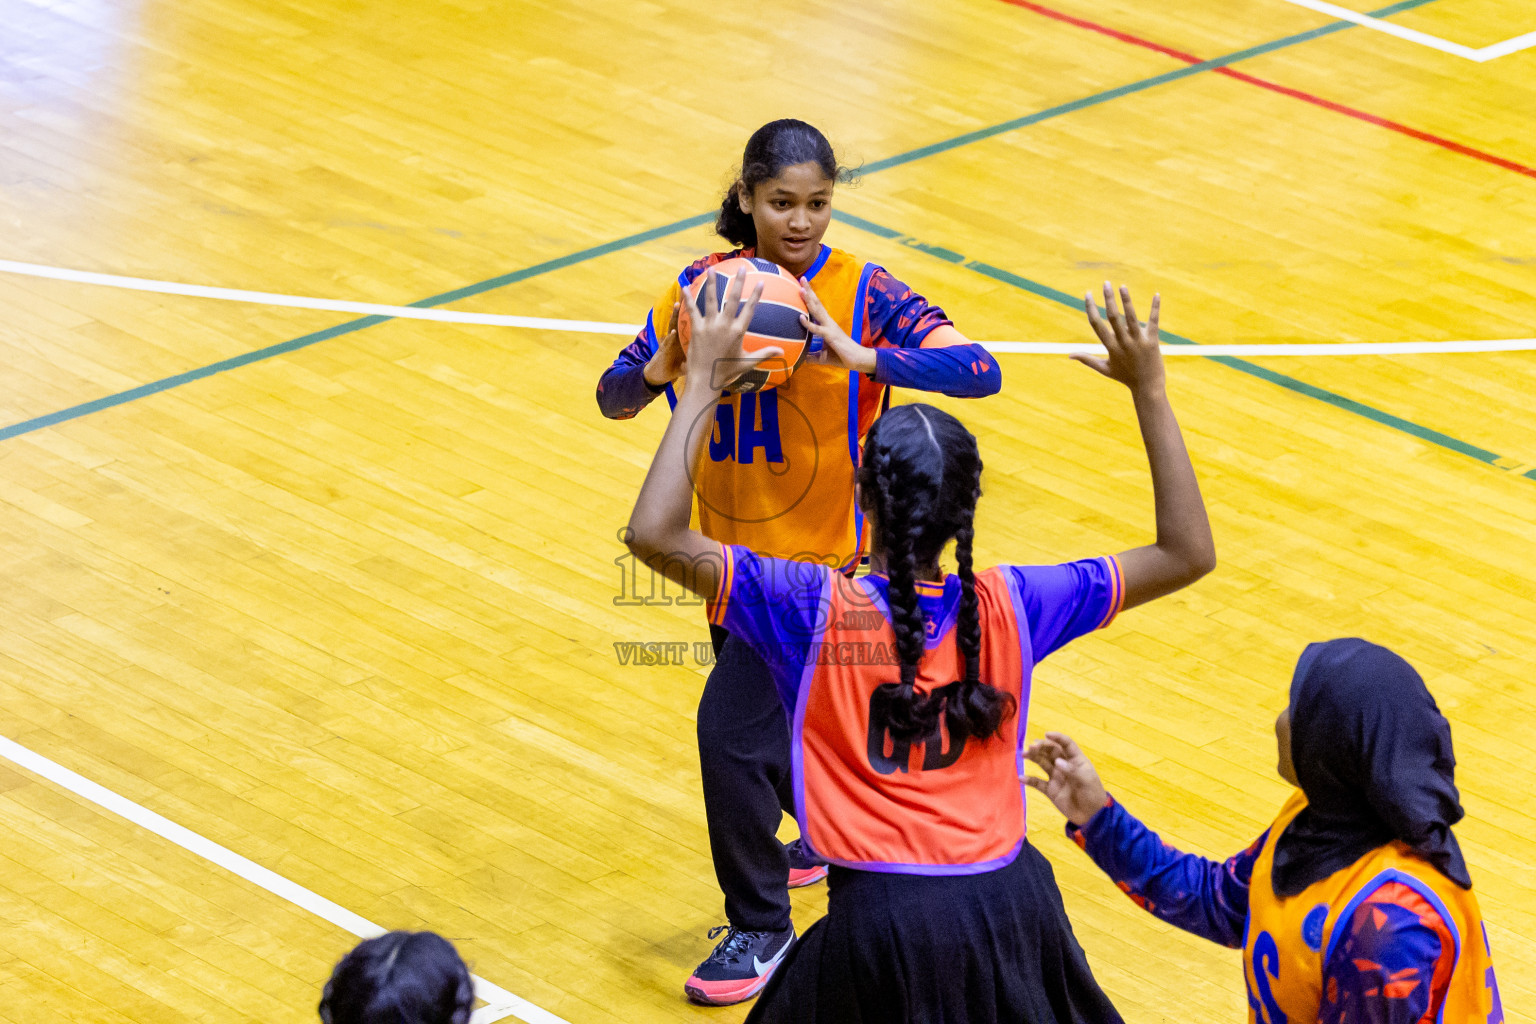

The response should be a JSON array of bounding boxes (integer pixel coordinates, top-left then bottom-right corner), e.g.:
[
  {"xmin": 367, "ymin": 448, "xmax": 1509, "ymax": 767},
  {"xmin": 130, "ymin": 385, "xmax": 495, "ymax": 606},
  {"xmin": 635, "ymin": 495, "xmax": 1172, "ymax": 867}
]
[{"xmin": 0, "ymin": 0, "xmax": 1532, "ymax": 1020}]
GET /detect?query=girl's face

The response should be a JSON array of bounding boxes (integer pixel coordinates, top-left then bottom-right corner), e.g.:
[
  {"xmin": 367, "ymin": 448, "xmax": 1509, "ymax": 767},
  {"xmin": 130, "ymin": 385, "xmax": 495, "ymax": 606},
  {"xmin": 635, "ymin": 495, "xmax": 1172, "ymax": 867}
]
[{"xmin": 739, "ymin": 161, "xmax": 834, "ymax": 274}]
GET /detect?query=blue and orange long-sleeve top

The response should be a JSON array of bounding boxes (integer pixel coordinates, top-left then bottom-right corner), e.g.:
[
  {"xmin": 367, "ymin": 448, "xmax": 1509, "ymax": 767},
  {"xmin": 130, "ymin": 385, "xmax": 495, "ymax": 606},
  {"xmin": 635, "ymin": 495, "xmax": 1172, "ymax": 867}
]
[
  {"xmin": 1067, "ymin": 794, "xmax": 1502, "ymax": 1024},
  {"xmin": 597, "ymin": 245, "xmax": 1000, "ymax": 569}
]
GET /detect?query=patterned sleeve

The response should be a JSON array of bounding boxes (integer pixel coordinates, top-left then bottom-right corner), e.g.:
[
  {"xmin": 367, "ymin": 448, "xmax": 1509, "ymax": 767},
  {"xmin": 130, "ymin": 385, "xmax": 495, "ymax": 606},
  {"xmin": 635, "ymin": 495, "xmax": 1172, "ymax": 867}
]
[
  {"xmin": 1319, "ymin": 880, "xmax": 1456, "ymax": 1024},
  {"xmin": 1066, "ymin": 795, "xmax": 1260, "ymax": 949},
  {"xmin": 595, "ymin": 279, "xmax": 684, "ymax": 419},
  {"xmin": 863, "ymin": 268, "xmax": 1001, "ymax": 398},
  {"xmin": 863, "ymin": 266, "xmax": 952, "ymax": 348},
  {"xmin": 1003, "ymin": 556, "xmax": 1124, "ymax": 661},
  {"xmin": 709, "ymin": 545, "xmax": 832, "ymax": 711}
]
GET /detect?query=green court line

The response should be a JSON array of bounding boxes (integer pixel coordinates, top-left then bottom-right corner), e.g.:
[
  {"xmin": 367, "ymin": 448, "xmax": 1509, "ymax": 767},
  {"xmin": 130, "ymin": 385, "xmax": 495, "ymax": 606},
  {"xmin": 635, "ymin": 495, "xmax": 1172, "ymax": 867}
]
[
  {"xmin": 0, "ymin": 213, "xmax": 712, "ymax": 443},
  {"xmin": 859, "ymin": 0, "xmax": 1438, "ymax": 175},
  {"xmin": 831, "ymin": 209, "xmax": 1521, "ymax": 476},
  {"xmin": 0, "ymin": 0, "xmax": 1446, "ymax": 446}
]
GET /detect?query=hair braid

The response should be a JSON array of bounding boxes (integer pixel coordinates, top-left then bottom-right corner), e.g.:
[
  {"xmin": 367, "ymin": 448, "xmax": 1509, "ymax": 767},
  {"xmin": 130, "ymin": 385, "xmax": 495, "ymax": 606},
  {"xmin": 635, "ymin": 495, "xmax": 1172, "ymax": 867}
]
[
  {"xmin": 870, "ymin": 446, "xmax": 941, "ymax": 742},
  {"xmin": 953, "ymin": 487, "xmax": 981, "ymax": 685},
  {"xmin": 943, "ymin": 470, "xmax": 1016, "ymax": 742},
  {"xmin": 861, "ymin": 404, "xmax": 1017, "ymax": 748}
]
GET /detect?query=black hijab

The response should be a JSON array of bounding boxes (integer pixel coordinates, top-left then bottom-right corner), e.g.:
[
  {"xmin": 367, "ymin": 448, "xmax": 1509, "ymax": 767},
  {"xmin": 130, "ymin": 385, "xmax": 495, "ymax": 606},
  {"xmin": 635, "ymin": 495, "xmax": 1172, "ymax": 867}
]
[{"xmin": 1272, "ymin": 638, "xmax": 1471, "ymax": 898}]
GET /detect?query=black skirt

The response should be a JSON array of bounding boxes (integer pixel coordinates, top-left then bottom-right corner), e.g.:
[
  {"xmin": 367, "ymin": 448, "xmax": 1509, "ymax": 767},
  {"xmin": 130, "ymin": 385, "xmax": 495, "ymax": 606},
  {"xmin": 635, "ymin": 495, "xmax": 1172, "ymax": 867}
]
[{"xmin": 745, "ymin": 840, "xmax": 1124, "ymax": 1024}]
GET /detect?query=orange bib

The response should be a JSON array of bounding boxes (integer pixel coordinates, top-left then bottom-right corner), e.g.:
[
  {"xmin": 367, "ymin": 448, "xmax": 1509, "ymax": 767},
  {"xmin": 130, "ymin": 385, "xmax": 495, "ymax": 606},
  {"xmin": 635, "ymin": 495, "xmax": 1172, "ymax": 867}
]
[{"xmin": 793, "ymin": 568, "xmax": 1029, "ymax": 872}]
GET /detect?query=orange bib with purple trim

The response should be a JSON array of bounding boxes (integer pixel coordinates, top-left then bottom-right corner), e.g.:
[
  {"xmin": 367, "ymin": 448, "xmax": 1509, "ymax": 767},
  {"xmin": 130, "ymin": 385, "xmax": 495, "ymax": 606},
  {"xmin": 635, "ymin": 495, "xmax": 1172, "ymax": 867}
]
[{"xmin": 793, "ymin": 567, "xmax": 1029, "ymax": 872}]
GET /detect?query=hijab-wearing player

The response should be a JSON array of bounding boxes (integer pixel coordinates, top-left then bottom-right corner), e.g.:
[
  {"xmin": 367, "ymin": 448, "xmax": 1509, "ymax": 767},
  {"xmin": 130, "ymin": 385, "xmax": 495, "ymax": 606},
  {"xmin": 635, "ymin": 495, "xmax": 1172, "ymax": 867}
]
[
  {"xmin": 1027, "ymin": 639, "xmax": 1503, "ymax": 1023},
  {"xmin": 624, "ymin": 270, "xmax": 1215, "ymax": 1021}
]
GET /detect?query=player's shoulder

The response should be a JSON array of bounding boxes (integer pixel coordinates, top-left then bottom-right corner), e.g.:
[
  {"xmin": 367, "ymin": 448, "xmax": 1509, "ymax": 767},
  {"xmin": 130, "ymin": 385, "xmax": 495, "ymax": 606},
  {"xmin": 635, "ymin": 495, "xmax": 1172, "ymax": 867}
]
[{"xmin": 818, "ymin": 246, "xmax": 876, "ymax": 277}]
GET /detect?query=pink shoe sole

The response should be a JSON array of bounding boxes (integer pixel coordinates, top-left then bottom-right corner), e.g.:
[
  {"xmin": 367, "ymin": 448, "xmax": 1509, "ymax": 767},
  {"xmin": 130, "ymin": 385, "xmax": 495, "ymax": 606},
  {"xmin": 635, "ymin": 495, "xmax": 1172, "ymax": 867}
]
[
  {"xmin": 684, "ymin": 969, "xmax": 777, "ymax": 1006},
  {"xmin": 787, "ymin": 865, "xmax": 828, "ymax": 889}
]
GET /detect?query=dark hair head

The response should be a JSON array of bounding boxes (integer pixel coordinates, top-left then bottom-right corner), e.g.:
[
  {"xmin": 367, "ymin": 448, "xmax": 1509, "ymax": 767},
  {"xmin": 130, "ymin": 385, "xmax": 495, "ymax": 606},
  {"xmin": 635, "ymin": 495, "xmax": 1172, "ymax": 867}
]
[
  {"xmin": 716, "ymin": 119, "xmax": 845, "ymax": 248},
  {"xmin": 858, "ymin": 404, "xmax": 1016, "ymax": 746},
  {"xmin": 319, "ymin": 932, "xmax": 473, "ymax": 1024}
]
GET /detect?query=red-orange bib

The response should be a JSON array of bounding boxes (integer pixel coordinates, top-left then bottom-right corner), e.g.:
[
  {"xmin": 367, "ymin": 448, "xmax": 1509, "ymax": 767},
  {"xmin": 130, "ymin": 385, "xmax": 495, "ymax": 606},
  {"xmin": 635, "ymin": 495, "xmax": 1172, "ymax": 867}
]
[{"xmin": 793, "ymin": 567, "xmax": 1029, "ymax": 873}]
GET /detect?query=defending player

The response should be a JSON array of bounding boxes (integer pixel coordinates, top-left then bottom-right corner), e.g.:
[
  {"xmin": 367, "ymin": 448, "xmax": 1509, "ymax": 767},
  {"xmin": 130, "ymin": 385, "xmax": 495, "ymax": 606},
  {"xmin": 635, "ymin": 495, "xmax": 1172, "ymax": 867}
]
[
  {"xmin": 597, "ymin": 119, "xmax": 1002, "ymax": 1004},
  {"xmin": 625, "ymin": 270, "xmax": 1216, "ymax": 1021},
  {"xmin": 1025, "ymin": 639, "xmax": 1503, "ymax": 1023}
]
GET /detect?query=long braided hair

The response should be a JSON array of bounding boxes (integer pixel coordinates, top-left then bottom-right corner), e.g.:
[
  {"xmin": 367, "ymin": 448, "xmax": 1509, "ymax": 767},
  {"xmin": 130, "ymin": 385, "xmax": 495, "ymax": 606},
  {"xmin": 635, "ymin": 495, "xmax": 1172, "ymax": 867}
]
[
  {"xmin": 860, "ymin": 404, "xmax": 1016, "ymax": 745},
  {"xmin": 319, "ymin": 931, "xmax": 474, "ymax": 1024}
]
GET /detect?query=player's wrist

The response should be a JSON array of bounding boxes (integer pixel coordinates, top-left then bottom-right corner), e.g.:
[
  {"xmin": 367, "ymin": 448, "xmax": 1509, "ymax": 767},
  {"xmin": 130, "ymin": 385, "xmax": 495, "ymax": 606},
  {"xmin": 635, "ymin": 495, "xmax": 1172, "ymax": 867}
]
[
  {"xmin": 1068, "ymin": 790, "xmax": 1112, "ymax": 828},
  {"xmin": 1130, "ymin": 378, "xmax": 1168, "ymax": 405},
  {"xmin": 642, "ymin": 358, "xmax": 674, "ymax": 388},
  {"xmin": 681, "ymin": 366, "xmax": 720, "ymax": 396}
]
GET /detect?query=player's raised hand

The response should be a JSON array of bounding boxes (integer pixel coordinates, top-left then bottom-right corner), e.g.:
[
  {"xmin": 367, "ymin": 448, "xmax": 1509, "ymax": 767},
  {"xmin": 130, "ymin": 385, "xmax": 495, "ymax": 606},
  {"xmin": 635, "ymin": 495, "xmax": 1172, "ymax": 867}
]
[
  {"xmin": 1075, "ymin": 283, "xmax": 1165, "ymax": 397},
  {"xmin": 680, "ymin": 268, "xmax": 779, "ymax": 391},
  {"xmin": 1023, "ymin": 732, "xmax": 1109, "ymax": 827},
  {"xmin": 800, "ymin": 278, "xmax": 877, "ymax": 375}
]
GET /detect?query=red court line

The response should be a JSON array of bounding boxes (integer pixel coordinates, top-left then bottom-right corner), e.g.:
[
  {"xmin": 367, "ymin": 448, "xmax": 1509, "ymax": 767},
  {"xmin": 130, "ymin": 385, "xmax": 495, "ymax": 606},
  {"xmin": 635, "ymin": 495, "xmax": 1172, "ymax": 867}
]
[{"xmin": 1000, "ymin": 0, "xmax": 1536, "ymax": 181}]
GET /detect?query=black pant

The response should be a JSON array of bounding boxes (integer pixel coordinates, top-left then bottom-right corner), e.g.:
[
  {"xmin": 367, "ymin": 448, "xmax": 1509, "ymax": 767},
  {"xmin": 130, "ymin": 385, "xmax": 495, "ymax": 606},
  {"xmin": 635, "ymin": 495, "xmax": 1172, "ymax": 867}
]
[{"xmin": 699, "ymin": 624, "xmax": 797, "ymax": 932}]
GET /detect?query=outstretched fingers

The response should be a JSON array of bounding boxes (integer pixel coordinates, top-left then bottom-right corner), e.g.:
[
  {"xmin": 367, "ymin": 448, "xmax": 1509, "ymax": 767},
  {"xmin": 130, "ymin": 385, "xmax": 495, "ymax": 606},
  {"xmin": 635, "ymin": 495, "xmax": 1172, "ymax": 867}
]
[
  {"xmin": 1025, "ymin": 737, "xmax": 1064, "ymax": 774},
  {"xmin": 729, "ymin": 278, "xmax": 764, "ymax": 334},
  {"xmin": 1103, "ymin": 281, "xmax": 1128, "ymax": 344},
  {"xmin": 717, "ymin": 268, "xmax": 746, "ymax": 321},
  {"xmin": 1070, "ymin": 352, "xmax": 1113, "ymax": 377},
  {"xmin": 741, "ymin": 345, "xmax": 785, "ymax": 369},
  {"xmin": 1118, "ymin": 286, "xmax": 1141, "ymax": 343},
  {"xmin": 1043, "ymin": 731, "xmax": 1085, "ymax": 763},
  {"xmin": 800, "ymin": 279, "xmax": 834, "ymax": 324},
  {"xmin": 1084, "ymin": 292, "xmax": 1115, "ymax": 348}
]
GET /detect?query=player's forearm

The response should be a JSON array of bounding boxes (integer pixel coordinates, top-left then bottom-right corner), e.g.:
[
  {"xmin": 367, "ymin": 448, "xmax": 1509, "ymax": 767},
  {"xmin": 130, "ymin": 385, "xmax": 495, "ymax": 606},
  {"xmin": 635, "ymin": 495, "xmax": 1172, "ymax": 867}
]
[
  {"xmin": 873, "ymin": 342, "xmax": 1002, "ymax": 397},
  {"xmin": 1140, "ymin": 387, "xmax": 1214, "ymax": 572},
  {"xmin": 1120, "ymin": 386, "xmax": 1215, "ymax": 607},
  {"xmin": 625, "ymin": 385, "xmax": 714, "ymax": 561},
  {"xmin": 1068, "ymin": 796, "xmax": 1249, "ymax": 948},
  {"xmin": 597, "ymin": 362, "xmax": 666, "ymax": 420}
]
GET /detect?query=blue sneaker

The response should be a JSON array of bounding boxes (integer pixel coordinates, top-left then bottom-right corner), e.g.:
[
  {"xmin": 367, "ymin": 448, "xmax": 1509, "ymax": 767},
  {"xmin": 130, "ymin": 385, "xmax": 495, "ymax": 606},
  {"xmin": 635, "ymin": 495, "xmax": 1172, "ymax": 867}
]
[{"xmin": 684, "ymin": 924, "xmax": 795, "ymax": 1005}]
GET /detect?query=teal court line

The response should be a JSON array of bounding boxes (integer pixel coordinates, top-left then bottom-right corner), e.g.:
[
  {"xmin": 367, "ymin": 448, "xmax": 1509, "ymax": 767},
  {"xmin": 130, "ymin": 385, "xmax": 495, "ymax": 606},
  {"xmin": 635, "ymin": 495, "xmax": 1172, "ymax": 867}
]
[
  {"xmin": 0, "ymin": 213, "xmax": 714, "ymax": 443},
  {"xmin": 831, "ymin": 210, "xmax": 1536, "ymax": 482},
  {"xmin": 13, "ymin": 0, "xmax": 1526, "ymax": 488}
]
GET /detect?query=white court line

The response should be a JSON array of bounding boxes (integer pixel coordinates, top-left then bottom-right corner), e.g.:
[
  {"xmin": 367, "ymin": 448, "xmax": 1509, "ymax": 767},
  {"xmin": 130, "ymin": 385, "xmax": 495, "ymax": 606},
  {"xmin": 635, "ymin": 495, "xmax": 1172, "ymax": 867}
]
[
  {"xmin": 2, "ymin": 257, "xmax": 1534, "ymax": 356},
  {"xmin": 1274, "ymin": 0, "xmax": 1536, "ymax": 61},
  {"xmin": 0, "ymin": 258, "xmax": 636, "ymax": 335},
  {"xmin": 985, "ymin": 339, "xmax": 1536, "ymax": 355},
  {"xmin": 0, "ymin": 734, "xmax": 571, "ymax": 1024}
]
